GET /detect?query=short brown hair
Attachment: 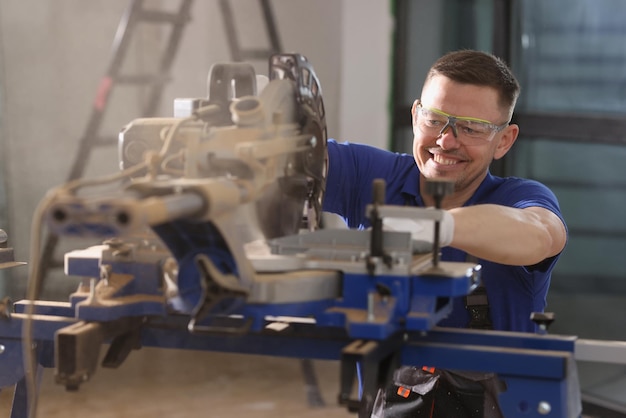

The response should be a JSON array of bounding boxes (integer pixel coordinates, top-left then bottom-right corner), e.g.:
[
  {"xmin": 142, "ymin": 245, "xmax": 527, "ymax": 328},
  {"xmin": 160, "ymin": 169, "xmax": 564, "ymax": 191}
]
[{"xmin": 426, "ymin": 50, "xmax": 520, "ymax": 120}]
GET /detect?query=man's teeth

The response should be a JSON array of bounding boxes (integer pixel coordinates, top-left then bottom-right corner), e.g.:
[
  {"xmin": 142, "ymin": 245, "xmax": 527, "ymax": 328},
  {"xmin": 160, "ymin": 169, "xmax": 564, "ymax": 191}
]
[{"xmin": 433, "ymin": 154, "xmax": 457, "ymax": 165}]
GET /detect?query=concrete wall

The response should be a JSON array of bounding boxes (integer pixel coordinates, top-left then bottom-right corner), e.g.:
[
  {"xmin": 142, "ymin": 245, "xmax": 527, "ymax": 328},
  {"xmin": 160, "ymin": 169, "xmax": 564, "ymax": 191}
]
[{"xmin": 0, "ymin": 0, "xmax": 392, "ymax": 297}]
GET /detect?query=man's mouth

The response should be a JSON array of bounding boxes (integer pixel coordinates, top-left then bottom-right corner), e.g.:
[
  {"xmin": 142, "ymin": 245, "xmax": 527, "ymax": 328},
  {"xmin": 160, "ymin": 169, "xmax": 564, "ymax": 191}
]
[{"xmin": 432, "ymin": 153, "xmax": 460, "ymax": 165}]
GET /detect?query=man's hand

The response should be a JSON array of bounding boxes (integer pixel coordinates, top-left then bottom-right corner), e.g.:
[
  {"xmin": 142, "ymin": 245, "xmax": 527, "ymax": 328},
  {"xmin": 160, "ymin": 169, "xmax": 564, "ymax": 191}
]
[{"xmin": 382, "ymin": 210, "xmax": 455, "ymax": 247}]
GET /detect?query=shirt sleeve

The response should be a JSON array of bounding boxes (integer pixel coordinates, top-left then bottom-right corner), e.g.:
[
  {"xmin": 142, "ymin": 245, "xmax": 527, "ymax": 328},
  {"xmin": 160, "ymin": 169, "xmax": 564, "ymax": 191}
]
[
  {"xmin": 502, "ymin": 178, "xmax": 566, "ymax": 228},
  {"xmin": 322, "ymin": 139, "xmax": 416, "ymax": 228}
]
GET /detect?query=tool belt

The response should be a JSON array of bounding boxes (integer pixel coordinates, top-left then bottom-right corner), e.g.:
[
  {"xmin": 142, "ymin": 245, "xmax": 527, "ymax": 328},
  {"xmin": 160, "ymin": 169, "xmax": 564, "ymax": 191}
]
[{"xmin": 371, "ymin": 366, "xmax": 505, "ymax": 418}]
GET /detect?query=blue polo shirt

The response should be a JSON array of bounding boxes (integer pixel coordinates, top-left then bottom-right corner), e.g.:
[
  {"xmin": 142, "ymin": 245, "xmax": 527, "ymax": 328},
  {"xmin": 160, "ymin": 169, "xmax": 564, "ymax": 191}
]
[{"xmin": 322, "ymin": 139, "xmax": 566, "ymax": 332}]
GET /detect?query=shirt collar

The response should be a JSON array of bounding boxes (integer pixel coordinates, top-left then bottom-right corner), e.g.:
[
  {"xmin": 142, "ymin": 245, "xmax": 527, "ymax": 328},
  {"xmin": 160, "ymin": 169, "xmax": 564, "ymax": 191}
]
[{"xmin": 401, "ymin": 171, "xmax": 499, "ymax": 207}]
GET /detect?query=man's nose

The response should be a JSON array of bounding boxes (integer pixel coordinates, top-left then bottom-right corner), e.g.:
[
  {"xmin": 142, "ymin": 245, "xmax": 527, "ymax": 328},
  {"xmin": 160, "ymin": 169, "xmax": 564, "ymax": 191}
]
[{"xmin": 437, "ymin": 123, "xmax": 461, "ymax": 149}]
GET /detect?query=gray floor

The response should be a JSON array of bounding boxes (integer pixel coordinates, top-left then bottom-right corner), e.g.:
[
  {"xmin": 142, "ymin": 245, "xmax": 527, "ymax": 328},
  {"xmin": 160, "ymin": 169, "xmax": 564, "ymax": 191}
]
[{"xmin": 0, "ymin": 349, "xmax": 354, "ymax": 418}]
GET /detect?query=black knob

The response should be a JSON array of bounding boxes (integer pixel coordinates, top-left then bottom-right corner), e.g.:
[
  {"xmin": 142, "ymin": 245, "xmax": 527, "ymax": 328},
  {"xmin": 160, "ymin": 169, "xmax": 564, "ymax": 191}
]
[
  {"xmin": 424, "ymin": 179, "xmax": 454, "ymax": 208},
  {"xmin": 530, "ymin": 312, "xmax": 555, "ymax": 331}
]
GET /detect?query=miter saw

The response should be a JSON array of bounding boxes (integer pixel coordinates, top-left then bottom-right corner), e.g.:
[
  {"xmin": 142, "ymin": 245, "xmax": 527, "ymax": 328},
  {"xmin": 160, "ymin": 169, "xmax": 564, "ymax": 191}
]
[{"xmin": 0, "ymin": 54, "xmax": 581, "ymax": 418}]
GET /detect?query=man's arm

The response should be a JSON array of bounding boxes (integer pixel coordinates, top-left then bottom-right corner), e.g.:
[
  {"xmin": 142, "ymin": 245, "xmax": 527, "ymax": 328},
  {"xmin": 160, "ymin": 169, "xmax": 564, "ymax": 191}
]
[{"xmin": 448, "ymin": 204, "xmax": 567, "ymax": 266}]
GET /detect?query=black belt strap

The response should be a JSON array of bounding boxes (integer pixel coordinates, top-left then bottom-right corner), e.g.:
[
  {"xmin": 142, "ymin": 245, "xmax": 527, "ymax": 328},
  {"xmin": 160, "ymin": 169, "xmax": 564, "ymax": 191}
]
[{"xmin": 464, "ymin": 255, "xmax": 493, "ymax": 330}]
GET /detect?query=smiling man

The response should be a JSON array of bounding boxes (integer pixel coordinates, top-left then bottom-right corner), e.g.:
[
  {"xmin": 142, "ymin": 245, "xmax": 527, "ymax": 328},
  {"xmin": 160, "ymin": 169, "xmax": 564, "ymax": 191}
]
[
  {"xmin": 322, "ymin": 49, "xmax": 569, "ymax": 417},
  {"xmin": 323, "ymin": 49, "xmax": 567, "ymax": 332}
]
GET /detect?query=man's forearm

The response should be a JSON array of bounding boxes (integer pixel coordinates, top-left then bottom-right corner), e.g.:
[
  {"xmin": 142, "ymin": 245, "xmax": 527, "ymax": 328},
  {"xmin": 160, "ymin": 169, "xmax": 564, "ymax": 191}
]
[{"xmin": 449, "ymin": 204, "xmax": 567, "ymax": 266}]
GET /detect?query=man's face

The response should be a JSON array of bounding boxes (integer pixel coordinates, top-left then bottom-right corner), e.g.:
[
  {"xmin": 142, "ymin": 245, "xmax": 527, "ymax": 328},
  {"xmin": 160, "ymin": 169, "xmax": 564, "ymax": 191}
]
[{"xmin": 412, "ymin": 75, "xmax": 517, "ymax": 195}]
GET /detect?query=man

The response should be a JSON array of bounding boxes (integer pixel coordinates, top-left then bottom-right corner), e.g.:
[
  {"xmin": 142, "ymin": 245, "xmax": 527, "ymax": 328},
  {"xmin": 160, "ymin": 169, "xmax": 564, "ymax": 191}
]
[
  {"xmin": 323, "ymin": 49, "xmax": 567, "ymax": 333},
  {"xmin": 322, "ymin": 50, "xmax": 569, "ymax": 417}
]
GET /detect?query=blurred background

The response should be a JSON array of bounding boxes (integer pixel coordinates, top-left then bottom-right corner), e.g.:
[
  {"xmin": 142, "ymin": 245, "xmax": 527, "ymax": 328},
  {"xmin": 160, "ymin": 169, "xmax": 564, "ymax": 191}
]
[{"xmin": 0, "ymin": 0, "xmax": 624, "ymax": 416}]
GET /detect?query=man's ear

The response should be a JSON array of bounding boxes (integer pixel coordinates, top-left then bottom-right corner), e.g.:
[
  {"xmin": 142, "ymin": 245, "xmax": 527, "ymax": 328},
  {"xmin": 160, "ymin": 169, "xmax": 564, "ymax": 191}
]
[
  {"xmin": 493, "ymin": 123, "xmax": 519, "ymax": 160},
  {"xmin": 411, "ymin": 100, "xmax": 420, "ymax": 134}
]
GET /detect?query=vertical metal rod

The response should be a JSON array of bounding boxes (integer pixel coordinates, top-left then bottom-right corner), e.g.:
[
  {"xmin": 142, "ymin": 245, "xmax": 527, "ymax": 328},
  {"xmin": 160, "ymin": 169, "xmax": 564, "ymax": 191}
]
[
  {"xmin": 433, "ymin": 195, "xmax": 442, "ymax": 267},
  {"xmin": 300, "ymin": 359, "xmax": 325, "ymax": 408},
  {"xmin": 370, "ymin": 179, "xmax": 386, "ymax": 258}
]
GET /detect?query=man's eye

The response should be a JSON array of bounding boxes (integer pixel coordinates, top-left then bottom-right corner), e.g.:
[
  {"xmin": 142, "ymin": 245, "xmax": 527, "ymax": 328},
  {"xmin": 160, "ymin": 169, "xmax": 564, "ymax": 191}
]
[
  {"xmin": 460, "ymin": 122, "xmax": 489, "ymax": 135},
  {"xmin": 427, "ymin": 119, "xmax": 444, "ymax": 127},
  {"xmin": 460, "ymin": 126, "xmax": 477, "ymax": 135}
]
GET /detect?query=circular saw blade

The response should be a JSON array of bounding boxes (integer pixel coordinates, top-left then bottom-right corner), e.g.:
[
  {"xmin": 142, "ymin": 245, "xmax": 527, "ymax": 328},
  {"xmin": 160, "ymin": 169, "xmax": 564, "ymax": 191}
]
[{"xmin": 254, "ymin": 54, "xmax": 328, "ymax": 239}]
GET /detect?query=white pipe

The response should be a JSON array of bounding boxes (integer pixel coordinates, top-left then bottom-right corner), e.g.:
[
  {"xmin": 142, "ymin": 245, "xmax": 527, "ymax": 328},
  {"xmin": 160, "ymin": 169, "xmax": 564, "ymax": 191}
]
[{"xmin": 575, "ymin": 338, "xmax": 626, "ymax": 364}]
